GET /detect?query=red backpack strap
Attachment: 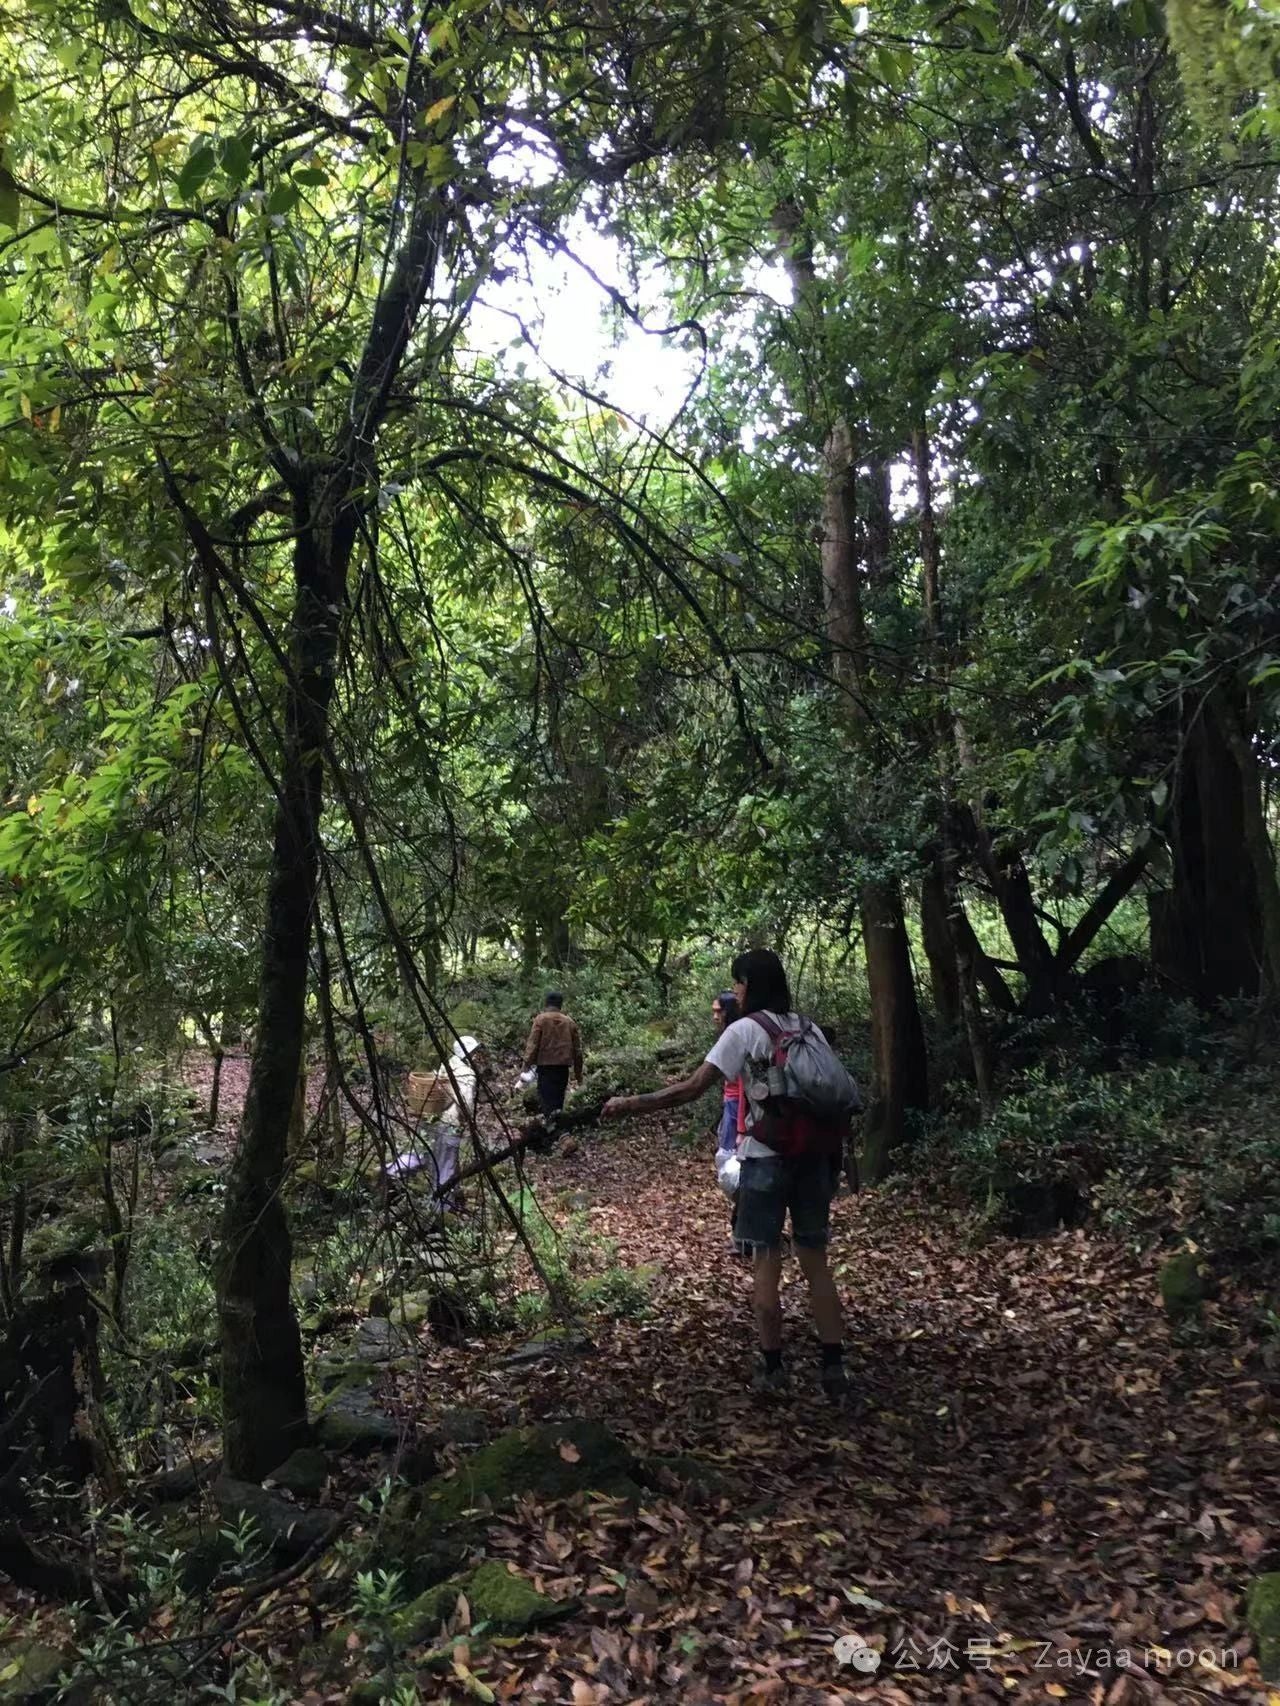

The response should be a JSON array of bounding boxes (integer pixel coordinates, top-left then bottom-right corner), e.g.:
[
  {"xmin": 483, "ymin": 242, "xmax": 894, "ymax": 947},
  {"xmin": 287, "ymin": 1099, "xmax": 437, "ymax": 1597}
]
[{"xmin": 751, "ymin": 1011, "xmax": 783, "ymax": 1044}]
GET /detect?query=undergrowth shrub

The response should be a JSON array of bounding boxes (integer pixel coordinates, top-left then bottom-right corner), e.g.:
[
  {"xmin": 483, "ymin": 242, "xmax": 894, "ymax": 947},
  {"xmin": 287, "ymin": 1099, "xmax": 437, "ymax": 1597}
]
[{"xmin": 931, "ymin": 1010, "xmax": 1280, "ymax": 1268}]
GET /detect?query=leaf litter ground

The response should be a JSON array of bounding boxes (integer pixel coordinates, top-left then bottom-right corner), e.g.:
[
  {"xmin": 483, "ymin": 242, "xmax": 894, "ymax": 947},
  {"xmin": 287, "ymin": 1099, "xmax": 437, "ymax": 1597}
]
[{"xmin": 350, "ymin": 1109, "xmax": 1280, "ymax": 1706}]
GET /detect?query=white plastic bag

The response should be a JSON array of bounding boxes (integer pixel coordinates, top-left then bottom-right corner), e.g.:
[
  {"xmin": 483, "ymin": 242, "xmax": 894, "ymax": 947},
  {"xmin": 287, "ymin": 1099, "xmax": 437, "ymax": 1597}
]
[
  {"xmin": 715, "ymin": 1151, "xmax": 741, "ymax": 1200},
  {"xmin": 516, "ymin": 1068, "xmax": 536, "ymax": 1088}
]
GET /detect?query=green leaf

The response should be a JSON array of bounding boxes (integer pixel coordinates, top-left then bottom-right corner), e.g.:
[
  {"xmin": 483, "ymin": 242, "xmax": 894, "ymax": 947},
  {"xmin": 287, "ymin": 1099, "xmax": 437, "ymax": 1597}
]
[
  {"xmin": 294, "ymin": 166, "xmax": 328, "ymax": 186},
  {"xmin": 177, "ymin": 141, "xmax": 218, "ymax": 201},
  {"xmin": 217, "ymin": 133, "xmax": 254, "ymax": 187},
  {"xmin": 847, "ymin": 234, "xmax": 876, "ymax": 276},
  {"xmin": 266, "ymin": 181, "xmax": 301, "ymax": 216}
]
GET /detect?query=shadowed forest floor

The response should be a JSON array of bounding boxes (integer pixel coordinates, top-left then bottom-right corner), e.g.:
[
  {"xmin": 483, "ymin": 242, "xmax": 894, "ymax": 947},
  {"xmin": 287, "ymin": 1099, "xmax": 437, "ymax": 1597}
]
[{"xmin": 315, "ymin": 1108, "xmax": 1280, "ymax": 1705}]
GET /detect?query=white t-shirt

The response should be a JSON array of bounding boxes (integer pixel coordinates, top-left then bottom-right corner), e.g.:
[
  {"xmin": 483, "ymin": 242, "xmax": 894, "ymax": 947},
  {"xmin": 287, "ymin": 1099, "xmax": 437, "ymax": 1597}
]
[
  {"xmin": 436, "ymin": 1059, "xmax": 477, "ymax": 1125},
  {"xmin": 705, "ymin": 1012, "xmax": 824, "ymax": 1158}
]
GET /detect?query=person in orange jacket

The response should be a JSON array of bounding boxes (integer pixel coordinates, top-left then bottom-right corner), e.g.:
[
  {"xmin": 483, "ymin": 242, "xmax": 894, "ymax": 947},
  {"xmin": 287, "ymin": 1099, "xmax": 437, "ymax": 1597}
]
[{"xmin": 522, "ymin": 991, "xmax": 584, "ymax": 1117}]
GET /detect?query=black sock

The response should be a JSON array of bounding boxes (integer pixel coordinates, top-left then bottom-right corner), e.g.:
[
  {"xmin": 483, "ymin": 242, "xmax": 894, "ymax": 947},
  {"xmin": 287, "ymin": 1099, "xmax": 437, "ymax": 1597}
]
[
  {"xmin": 763, "ymin": 1348, "xmax": 784, "ymax": 1374},
  {"xmin": 821, "ymin": 1342, "xmax": 844, "ymax": 1368}
]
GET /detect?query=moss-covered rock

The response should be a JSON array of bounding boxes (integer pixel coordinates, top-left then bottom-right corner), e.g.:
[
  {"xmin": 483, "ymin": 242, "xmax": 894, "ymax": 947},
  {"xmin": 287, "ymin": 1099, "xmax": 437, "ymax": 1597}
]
[
  {"xmin": 391, "ymin": 1560, "xmax": 573, "ymax": 1648},
  {"xmin": 214, "ymin": 1476, "xmax": 341, "ymax": 1558},
  {"xmin": 431, "ymin": 1419, "xmax": 640, "ymax": 1520},
  {"xmin": 268, "ymin": 1446, "xmax": 332, "ymax": 1496},
  {"xmin": 22, "ymin": 1211, "xmax": 101, "ymax": 1268},
  {"xmin": 1249, "ymin": 1573, "xmax": 1280, "ymax": 1680},
  {"xmin": 437, "ymin": 1406, "xmax": 490, "ymax": 1447},
  {"xmin": 314, "ymin": 1387, "xmax": 401, "ymax": 1455},
  {"xmin": 353, "ymin": 1317, "xmax": 414, "ymax": 1361},
  {"xmin": 500, "ymin": 1326, "xmax": 593, "ymax": 1367},
  {"xmin": 1159, "ymin": 1251, "xmax": 1207, "ymax": 1322},
  {"xmin": 388, "ymin": 1291, "xmax": 433, "ymax": 1328},
  {"xmin": 0, "ymin": 1639, "xmax": 65, "ymax": 1699},
  {"xmin": 314, "ymin": 1356, "xmax": 382, "ymax": 1394},
  {"xmin": 465, "ymin": 1558, "xmax": 574, "ymax": 1628},
  {"xmin": 369, "ymin": 1420, "xmax": 641, "ymax": 1591}
]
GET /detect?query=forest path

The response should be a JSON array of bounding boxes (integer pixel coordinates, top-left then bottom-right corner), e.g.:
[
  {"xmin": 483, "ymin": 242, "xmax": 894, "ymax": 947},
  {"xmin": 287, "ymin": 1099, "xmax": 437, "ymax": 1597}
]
[{"xmin": 383, "ymin": 1114, "xmax": 1280, "ymax": 1705}]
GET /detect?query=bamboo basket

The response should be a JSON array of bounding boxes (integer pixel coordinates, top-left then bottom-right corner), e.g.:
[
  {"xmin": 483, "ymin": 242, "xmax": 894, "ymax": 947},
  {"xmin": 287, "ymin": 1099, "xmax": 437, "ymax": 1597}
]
[{"xmin": 405, "ymin": 1070, "xmax": 452, "ymax": 1119}]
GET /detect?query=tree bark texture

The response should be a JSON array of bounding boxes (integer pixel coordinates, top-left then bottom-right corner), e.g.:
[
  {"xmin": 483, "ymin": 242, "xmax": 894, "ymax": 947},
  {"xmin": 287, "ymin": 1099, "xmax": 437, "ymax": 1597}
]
[
  {"xmin": 1212, "ymin": 695, "xmax": 1280, "ymax": 994},
  {"xmin": 1150, "ymin": 696, "xmax": 1264, "ymax": 1002},
  {"xmin": 217, "ymin": 514, "xmax": 351, "ymax": 1480},
  {"xmin": 920, "ymin": 861, "xmax": 962, "ymax": 1030},
  {"xmin": 820, "ymin": 420, "xmax": 927, "ymax": 1179},
  {"xmin": 914, "ymin": 424, "xmax": 995, "ymax": 1112},
  {"xmin": 860, "ymin": 878, "xmax": 929, "ymax": 1181}
]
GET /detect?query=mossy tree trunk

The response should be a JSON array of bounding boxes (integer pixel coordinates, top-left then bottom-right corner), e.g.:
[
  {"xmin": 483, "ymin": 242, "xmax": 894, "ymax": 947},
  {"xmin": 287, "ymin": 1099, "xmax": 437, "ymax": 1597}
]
[
  {"xmin": 920, "ymin": 860, "xmax": 962, "ymax": 1030},
  {"xmin": 217, "ymin": 507, "xmax": 350, "ymax": 1480},
  {"xmin": 1151, "ymin": 695, "xmax": 1265, "ymax": 1001},
  {"xmin": 819, "ymin": 419, "xmax": 928, "ymax": 1182}
]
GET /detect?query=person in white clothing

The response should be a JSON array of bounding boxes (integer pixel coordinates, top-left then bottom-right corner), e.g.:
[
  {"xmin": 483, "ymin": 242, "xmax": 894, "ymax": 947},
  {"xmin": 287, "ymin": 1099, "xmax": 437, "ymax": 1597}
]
[
  {"xmin": 602, "ymin": 950, "xmax": 848, "ymax": 1399},
  {"xmin": 433, "ymin": 1034, "xmax": 487, "ymax": 1208}
]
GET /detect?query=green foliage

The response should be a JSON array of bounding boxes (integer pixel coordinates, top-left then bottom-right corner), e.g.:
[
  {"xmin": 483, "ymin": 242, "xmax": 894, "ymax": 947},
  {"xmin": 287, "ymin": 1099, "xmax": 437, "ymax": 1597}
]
[
  {"xmin": 1166, "ymin": 0, "xmax": 1280, "ymax": 131},
  {"xmin": 949, "ymin": 1058, "xmax": 1209, "ymax": 1198},
  {"xmin": 6, "ymin": 0, "xmax": 1280, "ymax": 1628}
]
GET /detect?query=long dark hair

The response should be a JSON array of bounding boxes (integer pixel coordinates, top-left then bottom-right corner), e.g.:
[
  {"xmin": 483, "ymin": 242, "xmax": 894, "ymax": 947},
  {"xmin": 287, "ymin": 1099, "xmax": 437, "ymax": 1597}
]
[{"xmin": 730, "ymin": 948, "xmax": 792, "ymax": 1016}]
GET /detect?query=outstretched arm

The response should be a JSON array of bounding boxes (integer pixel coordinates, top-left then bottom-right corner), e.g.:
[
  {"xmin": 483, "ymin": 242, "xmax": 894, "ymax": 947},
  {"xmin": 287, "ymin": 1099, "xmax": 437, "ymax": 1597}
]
[{"xmin": 602, "ymin": 1061, "xmax": 722, "ymax": 1120}]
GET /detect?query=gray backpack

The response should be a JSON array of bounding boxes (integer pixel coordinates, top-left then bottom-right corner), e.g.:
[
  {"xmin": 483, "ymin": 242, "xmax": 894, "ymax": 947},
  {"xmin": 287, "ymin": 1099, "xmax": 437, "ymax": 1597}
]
[{"xmin": 742, "ymin": 1014, "xmax": 863, "ymax": 1159}]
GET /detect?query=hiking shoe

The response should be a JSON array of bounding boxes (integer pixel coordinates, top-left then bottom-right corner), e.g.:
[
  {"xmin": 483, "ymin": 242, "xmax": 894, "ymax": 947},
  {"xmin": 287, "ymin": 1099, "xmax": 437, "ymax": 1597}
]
[
  {"xmin": 751, "ymin": 1359, "xmax": 789, "ymax": 1397},
  {"xmin": 820, "ymin": 1363, "xmax": 851, "ymax": 1401}
]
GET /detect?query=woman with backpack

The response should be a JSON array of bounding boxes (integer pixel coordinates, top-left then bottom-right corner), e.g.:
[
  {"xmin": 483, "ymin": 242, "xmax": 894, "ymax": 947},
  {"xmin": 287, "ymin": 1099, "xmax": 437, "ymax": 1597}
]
[{"xmin": 602, "ymin": 949, "xmax": 855, "ymax": 1399}]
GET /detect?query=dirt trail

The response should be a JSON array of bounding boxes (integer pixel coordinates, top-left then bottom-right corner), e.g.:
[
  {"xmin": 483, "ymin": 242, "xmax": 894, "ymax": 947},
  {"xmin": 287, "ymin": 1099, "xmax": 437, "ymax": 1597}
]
[{"xmin": 377, "ymin": 1115, "xmax": 1280, "ymax": 1704}]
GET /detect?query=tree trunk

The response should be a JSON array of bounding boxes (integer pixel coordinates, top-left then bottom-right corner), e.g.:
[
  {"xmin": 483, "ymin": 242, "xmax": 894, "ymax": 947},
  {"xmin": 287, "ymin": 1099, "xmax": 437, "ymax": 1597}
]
[
  {"xmin": 0, "ymin": 1113, "xmax": 31, "ymax": 1318},
  {"xmin": 217, "ymin": 518, "xmax": 348, "ymax": 1481},
  {"xmin": 865, "ymin": 459, "xmax": 893, "ymax": 590},
  {"xmin": 914, "ymin": 422, "xmax": 995, "ymax": 1113},
  {"xmin": 920, "ymin": 861, "xmax": 961, "ymax": 1029},
  {"xmin": 287, "ymin": 1061, "xmax": 308, "ymax": 1158},
  {"xmin": 951, "ymin": 715, "xmax": 1059, "ymax": 1012},
  {"xmin": 520, "ymin": 914, "xmax": 540, "ymax": 983},
  {"xmin": 0, "ymin": 1250, "xmax": 116, "ymax": 1510},
  {"xmin": 209, "ymin": 1046, "xmax": 224, "ymax": 1130},
  {"xmin": 941, "ymin": 837, "xmax": 997, "ymax": 1117},
  {"xmin": 819, "ymin": 418, "xmax": 927, "ymax": 1180},
  {"xmin": 990, "ymin": 853, "xmax": 1061, "ymax": 1015},
  {"xmin": 860, "ymin": 881, "xmax": 929, "ymax": 1181},
  {"xmin": 1212, "ymin": 695, "xmax": 1280, "ymax": 993},
  {"xmin": 771, "ymin": 194, "xmax": 926, "ymax": 1178},
  {"xmin": 1151, "ymin": 696, "xmax": 1264, "ymax": 1001},
  {"xmin": 545, "ymin": 907, "xmax": 571, "ymax": 968}
]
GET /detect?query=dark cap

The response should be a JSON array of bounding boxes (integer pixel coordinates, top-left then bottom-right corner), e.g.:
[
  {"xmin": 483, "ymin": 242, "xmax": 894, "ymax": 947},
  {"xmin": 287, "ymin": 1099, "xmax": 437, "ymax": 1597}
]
[{"xmin": 544, "ymin": 990, "xmax": 564, "ymax": 1008}]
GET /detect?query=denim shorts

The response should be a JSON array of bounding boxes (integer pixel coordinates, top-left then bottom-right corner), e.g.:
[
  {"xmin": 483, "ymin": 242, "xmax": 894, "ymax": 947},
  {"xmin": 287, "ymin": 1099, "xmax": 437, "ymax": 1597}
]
[{"xmin": 735, "ymin": 1153, "xmax": 839, "ymax": 1252}]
